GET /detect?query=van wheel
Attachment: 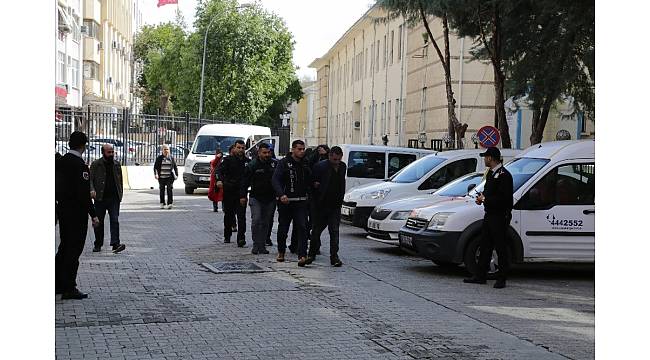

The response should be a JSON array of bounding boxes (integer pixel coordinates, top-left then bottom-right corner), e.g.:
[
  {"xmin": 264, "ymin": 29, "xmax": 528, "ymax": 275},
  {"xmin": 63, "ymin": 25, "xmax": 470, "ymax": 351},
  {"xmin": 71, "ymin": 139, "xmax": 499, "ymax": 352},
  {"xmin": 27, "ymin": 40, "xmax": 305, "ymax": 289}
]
[
  {"xmin": 432, "ymin": 260, "xmax": 458, "ymax": 268},
  {"xmin": 184, "ymin": 187, "xmax": 195, "ymax": 195},
  {"xmin": 463, "ymin": 235, "xmax": 501, "ymax": 277}
]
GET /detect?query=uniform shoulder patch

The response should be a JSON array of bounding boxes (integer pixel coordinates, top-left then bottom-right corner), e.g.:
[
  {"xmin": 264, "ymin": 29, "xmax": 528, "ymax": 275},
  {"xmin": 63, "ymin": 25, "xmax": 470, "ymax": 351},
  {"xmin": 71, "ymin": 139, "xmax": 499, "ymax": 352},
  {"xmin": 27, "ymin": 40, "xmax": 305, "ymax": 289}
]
[{"xmin": 83, "ymin": 171, "xmax": 89, "ymax": 180}]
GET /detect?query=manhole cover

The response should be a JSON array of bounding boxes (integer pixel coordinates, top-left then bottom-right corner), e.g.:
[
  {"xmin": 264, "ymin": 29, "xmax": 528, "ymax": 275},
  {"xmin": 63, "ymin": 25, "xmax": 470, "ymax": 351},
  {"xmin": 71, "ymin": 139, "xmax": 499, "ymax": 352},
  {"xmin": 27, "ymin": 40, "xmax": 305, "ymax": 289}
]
[{"xmin": 201, "ymin": 262, "xmax": 272, "ymax": 274}]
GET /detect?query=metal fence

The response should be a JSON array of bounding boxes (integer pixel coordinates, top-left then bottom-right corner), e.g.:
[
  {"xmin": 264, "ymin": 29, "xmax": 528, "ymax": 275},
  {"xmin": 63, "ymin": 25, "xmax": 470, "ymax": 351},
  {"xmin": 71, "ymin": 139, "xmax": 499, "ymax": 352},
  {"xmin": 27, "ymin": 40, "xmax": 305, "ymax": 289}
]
[{"xmin": 55, "ymin": 107, "xmax": 278, "ymax": 166}]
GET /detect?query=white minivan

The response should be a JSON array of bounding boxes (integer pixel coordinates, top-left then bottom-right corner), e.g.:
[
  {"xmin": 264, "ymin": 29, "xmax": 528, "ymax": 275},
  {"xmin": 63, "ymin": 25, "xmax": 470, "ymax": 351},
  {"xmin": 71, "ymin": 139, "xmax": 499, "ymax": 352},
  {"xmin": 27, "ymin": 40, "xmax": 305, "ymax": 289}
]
[
  {"xmin": 340, "ymin": 144, "xmax": 434, "ymax": 191},
  {"xmin": 398, "ymin": 140, "xmax": 595, "ymax": 273},
  {"xmin": 342, "ymin": 148, "xmax": 520, "ymax": 229},
  {"xmin": 183, "ymin": 124, "xmax": 271, "ymax": 194}
]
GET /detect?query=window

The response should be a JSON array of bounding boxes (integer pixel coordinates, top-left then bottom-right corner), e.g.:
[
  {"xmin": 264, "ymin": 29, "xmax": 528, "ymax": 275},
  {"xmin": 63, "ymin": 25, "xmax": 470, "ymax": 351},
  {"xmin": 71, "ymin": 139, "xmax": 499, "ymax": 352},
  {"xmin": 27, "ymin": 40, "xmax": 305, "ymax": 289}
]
[
  {"xmin": 419, "ymin": 158, "xmax": 478, "ymax": 190},
  {"xmin": 71, "ymin": 14, "xmax": 81, "ymax": 42},
  {"xmin": 395, "ymin": 99, "xmax": 400, "ymax": 134},
  {"xmin": 391, "ymin": 156, "xmax": 445, "ymax": 183},
  {"xmin": 83, "ymin": 61, "xmax": 99, "ymax": 80},
  {"xmin": 347, "ymin": 151, "xmax": 386, "ymax": 179},
  {"xmin": 388, "ymin": 153, "xmax": 416, "ymax": 177},
  {"xmin": 517, "ymin": 163, "xmax": 595, "ymax": 210},
  {"xmin": 376, "ymin": 40, "xmax": 380, "ymax": 73},
  {"xmin": 192, "ymin": 135, "xmax": 244, "ymax": 155},
  {"xmin": 381, "ymin": 102, "xmax": 385, "ymax": 135},
  {"xmin": 387, "ymin": 100, "xmax": 392, "ymax": 134},
  {"xmin": 383, "ymin": 35, "xmax": 387, "ymax": 68},
  {"xmin": 83, "ymin": 20, "xmax": 99, "ymax": 39},
  {"xmin": 436, "ymin": 173, "xmax": 485, "ymax": 197},
  {"xmin": 57, "ymin": 51, "xmax": 66, "ymax": 84},
  {"xmin": 398, "ymin": 25, "xmax": 403, "ymax": 60},
  {"xmin": 69, "ymin": 59, "xmax": 80, "ymax": 88},
  {"xmin": 390, "ymin": 30, "xmax": 394, "ymax": 65}
]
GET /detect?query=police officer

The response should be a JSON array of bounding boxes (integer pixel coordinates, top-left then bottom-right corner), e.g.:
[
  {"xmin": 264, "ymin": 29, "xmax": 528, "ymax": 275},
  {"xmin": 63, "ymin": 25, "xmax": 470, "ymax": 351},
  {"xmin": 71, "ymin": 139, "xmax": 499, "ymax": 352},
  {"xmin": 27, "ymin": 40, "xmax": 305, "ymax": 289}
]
[
  {"xmin": 463, "ymin": 147, "xmax": 513, "ymax": 289},
  {"xmin": 272, "ymin": 140, "xmax": 311, "ymax": 266},
  {"xmin": 216, "ymin": 139, "xmax": 249, "ymax": 246},
  {"xmin": 240, "ymin": 142, "xmax": 277, "ymax": 255},
  {"xmin": 55, "ymin": 131, "xmax": 100, "ymax": 299}
]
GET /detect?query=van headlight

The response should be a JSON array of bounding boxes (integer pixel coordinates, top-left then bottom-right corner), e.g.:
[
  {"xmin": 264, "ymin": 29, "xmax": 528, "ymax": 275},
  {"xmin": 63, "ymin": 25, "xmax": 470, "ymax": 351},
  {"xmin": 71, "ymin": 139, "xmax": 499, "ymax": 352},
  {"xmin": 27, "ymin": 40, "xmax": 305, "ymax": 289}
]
[
  {"xmin": 185, "ymin": 159, "xmax": 194, "ymax": 171},
  {"xmin": 391, "ymin": 211, "xmax": 411, "ymax": 220},
  {"xmin": 427, "ymin": 212, "xmax": 454, "ymax": 230},
  {"xmin": 360, "ymin": 189, "xmax": 391, "ymax": 200}
]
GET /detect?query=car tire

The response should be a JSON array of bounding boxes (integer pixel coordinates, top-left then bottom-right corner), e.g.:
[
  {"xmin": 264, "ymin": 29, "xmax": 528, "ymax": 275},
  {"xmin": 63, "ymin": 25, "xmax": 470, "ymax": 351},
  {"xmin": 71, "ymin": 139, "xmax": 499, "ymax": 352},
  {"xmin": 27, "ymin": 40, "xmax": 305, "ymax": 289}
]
[
  {"xmin": 463, "ymin": 235, "xmax": 505, "ymax": 277},
  {"xmin": 432, "ymin": 260, "xmax": 458, "ymax": 268},
  {"xmin": 184, "ymin": 186, "xmax": 195, "ymax": 195}
]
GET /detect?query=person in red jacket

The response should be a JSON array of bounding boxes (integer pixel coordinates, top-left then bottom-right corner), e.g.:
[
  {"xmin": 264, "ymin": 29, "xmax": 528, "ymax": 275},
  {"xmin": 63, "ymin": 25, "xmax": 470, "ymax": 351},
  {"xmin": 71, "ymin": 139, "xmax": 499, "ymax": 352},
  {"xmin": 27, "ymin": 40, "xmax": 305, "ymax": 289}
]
[{"xmin": 208, "ymin": 148, "xmax": 224, "ymax": 212}]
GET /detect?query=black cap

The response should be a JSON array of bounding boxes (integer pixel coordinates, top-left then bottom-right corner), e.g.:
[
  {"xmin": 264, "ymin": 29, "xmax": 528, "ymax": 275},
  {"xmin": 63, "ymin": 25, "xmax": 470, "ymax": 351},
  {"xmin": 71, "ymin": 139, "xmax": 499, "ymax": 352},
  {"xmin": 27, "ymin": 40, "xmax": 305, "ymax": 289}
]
[{"xmin": 479, "ymin": 147, "xmax": 501, "ymax": 159}]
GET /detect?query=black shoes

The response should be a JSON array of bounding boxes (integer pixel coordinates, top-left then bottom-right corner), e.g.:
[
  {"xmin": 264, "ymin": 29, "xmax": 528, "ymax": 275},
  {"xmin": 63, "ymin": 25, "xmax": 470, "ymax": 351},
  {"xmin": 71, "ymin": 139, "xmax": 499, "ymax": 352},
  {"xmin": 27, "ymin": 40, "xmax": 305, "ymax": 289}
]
[
  {"xmin": 305, "ymin": 256, "xmax": 315, "ymax": 265},
  {"xmin": 493, "ymin": 279, "xmax": 507, "ymax": 289},
  {"xmin": 463, "ymin": 277, "xmax": 487, "ymax": 284},
  {"xmin": 252, "ymin": 248, "xmax": 269, "ymax": 255},
  {"xmin": 266, "ymin": 239, "xmax": 273, "ymax": 246},
  {"xmin": 92, "ymin": 246, "xmax": 101, "ymax": 252},
  {"xmin": 61, "ymin": 288, "xmax": 88, "ymax": 300},
  {"xmin": 237, "ymin": 240, "xmax": 246, "ymax": 248},
  {"xmin": 224, "ymin": 237, "xmax": 231, "ymax": 244},
  {"xmin": 297, "ymin": 257, "xmax": 307, "ymax": 267},
  {"xmin": 112, "ymin": 244, "xmax": 126, "ymax": 253},
  {"xmin": 330, "ymin": 257, "xmax": 343, "ymax": 267}
]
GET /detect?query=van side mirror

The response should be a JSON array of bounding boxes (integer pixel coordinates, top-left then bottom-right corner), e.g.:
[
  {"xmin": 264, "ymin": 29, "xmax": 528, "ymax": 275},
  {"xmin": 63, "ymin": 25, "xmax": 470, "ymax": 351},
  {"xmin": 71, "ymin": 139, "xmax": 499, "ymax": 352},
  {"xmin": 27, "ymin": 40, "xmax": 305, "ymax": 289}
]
[{"xmin": 467, "ymin": 183, "xmax": 477, "ymax": 192}]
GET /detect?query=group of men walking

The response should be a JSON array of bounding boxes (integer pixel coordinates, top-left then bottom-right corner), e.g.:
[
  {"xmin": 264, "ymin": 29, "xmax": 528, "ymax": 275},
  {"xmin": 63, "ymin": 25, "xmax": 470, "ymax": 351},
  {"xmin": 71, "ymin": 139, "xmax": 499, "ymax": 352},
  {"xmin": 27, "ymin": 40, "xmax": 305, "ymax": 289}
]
[{"xmin": 213, "ymin": 140, "xmax": 345, "ymax": 267}]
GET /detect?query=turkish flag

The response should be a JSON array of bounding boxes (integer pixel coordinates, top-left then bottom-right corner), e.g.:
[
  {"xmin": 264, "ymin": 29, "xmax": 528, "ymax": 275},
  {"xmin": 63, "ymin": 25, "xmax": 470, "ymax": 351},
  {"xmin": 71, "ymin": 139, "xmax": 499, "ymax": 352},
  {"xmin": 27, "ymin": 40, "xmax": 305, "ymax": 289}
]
[{"xmin": 157, "ymin": 0, "xmax": 178, "ymax": 7}]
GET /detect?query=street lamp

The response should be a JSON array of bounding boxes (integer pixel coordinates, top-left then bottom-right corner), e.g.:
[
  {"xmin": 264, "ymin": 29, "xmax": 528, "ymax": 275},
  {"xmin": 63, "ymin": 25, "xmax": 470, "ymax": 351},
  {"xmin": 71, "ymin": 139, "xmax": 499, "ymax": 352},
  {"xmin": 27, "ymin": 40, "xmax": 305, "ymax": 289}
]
[{"xmin": 198, "ymin": 3, "xmax": 252, "ymax": 120}]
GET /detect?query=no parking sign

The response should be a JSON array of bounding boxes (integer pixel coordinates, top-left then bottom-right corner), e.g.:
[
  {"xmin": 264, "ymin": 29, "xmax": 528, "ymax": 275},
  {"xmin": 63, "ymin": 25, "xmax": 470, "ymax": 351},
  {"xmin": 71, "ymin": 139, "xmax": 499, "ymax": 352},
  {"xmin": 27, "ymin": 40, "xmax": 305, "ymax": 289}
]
[{"xmin": 477, "ymin": 126, "xmax": 500, "ymax": 148}]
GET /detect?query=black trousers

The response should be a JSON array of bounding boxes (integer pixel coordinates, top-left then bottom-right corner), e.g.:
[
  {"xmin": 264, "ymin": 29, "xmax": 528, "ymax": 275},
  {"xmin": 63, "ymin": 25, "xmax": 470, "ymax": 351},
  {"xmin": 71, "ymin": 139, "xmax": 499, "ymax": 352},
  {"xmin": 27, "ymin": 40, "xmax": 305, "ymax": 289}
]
[
  {"xmin": 476, "ymin": 213, "xmax": 511, "ymax": 280},
  {"xmin": 277, "ymin": 201, "xmax": 308, "ymax": 257},
  {"xmin": 55, "ymin": 209, "xmax": 88, "ymax": 292},
  {"xmin": 159, "ymin": 177, "xmax": 174, "ymax": 204},
  {"xmin": 309, "ymin": 207, "xmax": 341, "ymax": 259},
  {"xmin": 223, "ymin": 193, "xmax": 246, "ymax": 242}
]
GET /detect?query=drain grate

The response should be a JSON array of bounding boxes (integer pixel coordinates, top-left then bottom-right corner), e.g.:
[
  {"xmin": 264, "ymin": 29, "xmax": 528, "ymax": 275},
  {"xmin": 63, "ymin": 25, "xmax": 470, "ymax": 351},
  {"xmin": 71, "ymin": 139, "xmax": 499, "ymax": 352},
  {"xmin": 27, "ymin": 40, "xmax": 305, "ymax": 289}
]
[{"xmin": 201, "ymin": 262, "xmax": 272, "ymax": 274}]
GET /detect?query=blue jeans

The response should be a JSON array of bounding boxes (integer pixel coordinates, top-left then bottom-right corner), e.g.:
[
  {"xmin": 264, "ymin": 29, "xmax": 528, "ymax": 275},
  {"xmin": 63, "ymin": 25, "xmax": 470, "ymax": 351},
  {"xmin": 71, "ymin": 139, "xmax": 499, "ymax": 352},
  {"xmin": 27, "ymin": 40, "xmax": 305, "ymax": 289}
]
[
  {"xmin": 277, "ymin": 201, "xmax": 308, "ymax": 257},
  {"xmin": 93, "ymin": 198, "xmax": 120, "ymax": 247},
  {"xmin": 249, "ymin": 197, "xmax": 276, "ymax": 251}
]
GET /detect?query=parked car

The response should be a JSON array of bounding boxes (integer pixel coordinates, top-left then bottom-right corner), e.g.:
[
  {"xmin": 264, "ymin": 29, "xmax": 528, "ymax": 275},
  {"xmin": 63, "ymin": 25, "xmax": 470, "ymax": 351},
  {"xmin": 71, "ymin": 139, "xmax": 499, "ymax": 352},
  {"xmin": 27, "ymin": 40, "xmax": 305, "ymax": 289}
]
[
  {"xmin": 342, "ymin": 148, "xmax": 521, "ymax": 229},
  {"xmin": 367, "ymin": 172, "xmax": 485, "ymax": 245},
  {"xmin": 398, "ymin": 140, "xmax": 595, "ymax": 273}
]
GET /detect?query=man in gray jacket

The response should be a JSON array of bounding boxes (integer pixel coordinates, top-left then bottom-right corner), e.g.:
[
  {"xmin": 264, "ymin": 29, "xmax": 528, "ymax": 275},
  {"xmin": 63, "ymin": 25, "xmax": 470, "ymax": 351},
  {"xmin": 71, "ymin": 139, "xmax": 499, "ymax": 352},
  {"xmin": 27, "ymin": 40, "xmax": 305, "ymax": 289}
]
[{"xmin": 89, "ymin": 144, "xmax": 126, "ymax": 253}]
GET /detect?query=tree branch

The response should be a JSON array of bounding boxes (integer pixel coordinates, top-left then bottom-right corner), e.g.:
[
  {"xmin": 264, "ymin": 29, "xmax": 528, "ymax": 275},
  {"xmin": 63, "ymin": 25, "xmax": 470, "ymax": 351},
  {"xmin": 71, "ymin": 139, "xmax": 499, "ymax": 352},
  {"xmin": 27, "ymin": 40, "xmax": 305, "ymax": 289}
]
[
  {"xmin": 477, "ymin": 2, "xmax": 497, "ymax": 65},
  {"xmin": 418, "ymin": 0, "xmax": 446, "ymax": 68}
]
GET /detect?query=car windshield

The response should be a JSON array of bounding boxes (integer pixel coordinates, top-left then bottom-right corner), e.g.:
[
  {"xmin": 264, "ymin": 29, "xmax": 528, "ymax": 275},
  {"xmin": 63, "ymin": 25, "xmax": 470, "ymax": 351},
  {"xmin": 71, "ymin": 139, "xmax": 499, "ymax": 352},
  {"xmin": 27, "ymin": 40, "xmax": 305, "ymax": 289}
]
[
  {"xmin": 435, "ymin": 173, "xmax": 485, "ymax": 197},
  {"xmin": 390, "ymin": 156, "xmax": 446, "ymax": 183},
  {"xmin": 468, "ymin": 157, "xmax": 550, "ymax": 196},
  {"xmin": 192, "ymin": 135, "xmax": 244, "ymax": 154}
]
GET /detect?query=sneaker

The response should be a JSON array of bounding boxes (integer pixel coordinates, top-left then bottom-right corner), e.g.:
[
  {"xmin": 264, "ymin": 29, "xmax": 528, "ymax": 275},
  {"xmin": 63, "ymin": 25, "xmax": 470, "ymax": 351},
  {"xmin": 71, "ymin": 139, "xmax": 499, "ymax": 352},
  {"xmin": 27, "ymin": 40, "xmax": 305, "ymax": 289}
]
[
  {"xmin": 167, "ymin": 204, "xmax": 173, "ymax": 209},
  {"xmin": 160, "ymin": 203, "xmax": 165, "ymax": 209},
  {"xmin": 297, "ymin": 257, "xmax": 308, "ymax": 267},
  {"xmin": 276, "ymin": 252, "xmax": 285, "ymax": 262},
  {"xmin": 112, "ymin": 244, "xmax": 126, "ymax": 253},
  {"xmin": 92, "ymin": 246, "xmax": 101, "ymax": 252}
]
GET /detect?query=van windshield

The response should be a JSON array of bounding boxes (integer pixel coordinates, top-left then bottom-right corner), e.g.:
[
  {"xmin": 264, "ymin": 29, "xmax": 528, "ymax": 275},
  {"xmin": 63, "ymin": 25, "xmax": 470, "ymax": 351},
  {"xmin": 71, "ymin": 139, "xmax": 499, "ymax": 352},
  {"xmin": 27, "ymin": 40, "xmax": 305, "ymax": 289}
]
[
  {"xmin": 468, "ymin": 157, "xmax": 550, "ymax": 196},
  {"xmin": 192, "ymin": 135, "xmax": 244, "ymax": 155},
  {"xmin": 435, "ymin": 173, "xmax": 484, "ymax": 197},
  {"xmin": 390, "ymin": 156, "xmax": 445, "ymax": 183}
]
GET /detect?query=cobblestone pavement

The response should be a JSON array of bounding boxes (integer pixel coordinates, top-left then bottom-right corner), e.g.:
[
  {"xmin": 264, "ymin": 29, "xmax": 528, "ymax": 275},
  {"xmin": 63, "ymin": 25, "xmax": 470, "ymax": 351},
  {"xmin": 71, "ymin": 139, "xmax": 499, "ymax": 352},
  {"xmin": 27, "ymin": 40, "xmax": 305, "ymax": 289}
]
[{"xmin": 55, "ymin": 189, "xmax": 594, "ymax": 360}]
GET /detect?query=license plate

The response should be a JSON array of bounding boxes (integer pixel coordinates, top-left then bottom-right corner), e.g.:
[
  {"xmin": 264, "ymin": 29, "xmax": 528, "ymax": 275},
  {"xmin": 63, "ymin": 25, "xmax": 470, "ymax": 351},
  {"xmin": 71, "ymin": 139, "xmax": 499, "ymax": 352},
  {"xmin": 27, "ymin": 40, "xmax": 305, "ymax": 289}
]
[
  {"xmin": 400, "ymin": 234, "xmax": 413, "ymax": 247},
  {"xmin": 199, "ymin": 176, "xmax": 210, "ymax": 181},
  {"xmin": 341, "ymin": 206, "xmax": 352, "ymax": 216},
  {"xmin": 368, "ymin": 220, "xmax": 380, "ymax": 230}
]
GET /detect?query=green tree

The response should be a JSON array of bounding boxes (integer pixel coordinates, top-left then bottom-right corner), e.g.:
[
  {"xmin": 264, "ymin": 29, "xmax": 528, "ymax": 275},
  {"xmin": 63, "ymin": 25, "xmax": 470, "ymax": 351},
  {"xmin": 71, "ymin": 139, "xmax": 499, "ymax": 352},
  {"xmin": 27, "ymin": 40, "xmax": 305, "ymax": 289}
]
[
  {"xmin": 378, "ymin": 0, "xmax": 468, "ymax": 148},
  {"xmin": 256, "ymin": 78, "xmax": 304, "ymax": 128}
]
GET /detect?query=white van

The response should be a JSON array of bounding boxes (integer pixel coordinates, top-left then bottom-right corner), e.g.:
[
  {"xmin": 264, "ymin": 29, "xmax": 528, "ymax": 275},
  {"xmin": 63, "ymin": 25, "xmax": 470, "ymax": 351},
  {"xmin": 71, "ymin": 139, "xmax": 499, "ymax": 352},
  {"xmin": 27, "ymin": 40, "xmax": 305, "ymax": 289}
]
[
  {"xmin": 183, "ymin": 124, "xmax": 271, "ymax": 194},
  {"xmin": 342, "ymin": 148, "xmax": 520, "ymax": 229},
  {"xmin": 340, "ymin": 144, "xmax": 434, "ymax": 191},
  {"xmin": 398, "ymin": 140, "xmax": 595, "ymax": 273}
]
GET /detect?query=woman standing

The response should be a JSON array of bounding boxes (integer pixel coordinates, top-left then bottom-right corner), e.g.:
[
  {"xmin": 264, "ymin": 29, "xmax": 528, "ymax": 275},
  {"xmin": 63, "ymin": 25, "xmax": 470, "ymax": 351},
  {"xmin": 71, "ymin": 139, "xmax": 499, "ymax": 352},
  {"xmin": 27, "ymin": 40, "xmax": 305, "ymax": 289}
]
[{"xmin": 208, "ymin": 148, "xmax": 224, "ymax": 212}]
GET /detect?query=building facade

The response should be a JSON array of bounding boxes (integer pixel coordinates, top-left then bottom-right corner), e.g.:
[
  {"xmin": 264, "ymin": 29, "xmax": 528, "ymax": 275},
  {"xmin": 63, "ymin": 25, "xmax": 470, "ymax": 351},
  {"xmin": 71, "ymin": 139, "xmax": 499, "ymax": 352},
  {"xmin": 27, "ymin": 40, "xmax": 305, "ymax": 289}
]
[
  {"xmin": 288, "ymin": 81, "xmax": 318, "ymax": 146},
  {"xmin": 56, "ymin": 0, "xmax": 84, "ymax": 108},
  {"xmin": 82, "ymin": 0, "xmax": 133, "ymax": 112}
]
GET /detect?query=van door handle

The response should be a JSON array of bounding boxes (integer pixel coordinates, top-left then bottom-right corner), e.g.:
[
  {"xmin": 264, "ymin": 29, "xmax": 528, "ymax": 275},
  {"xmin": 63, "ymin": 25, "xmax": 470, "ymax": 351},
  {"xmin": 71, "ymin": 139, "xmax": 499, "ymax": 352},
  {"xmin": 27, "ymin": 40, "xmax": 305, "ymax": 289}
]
[{"xmin": 583, "ymin": 209, "xmax": 595, "ymax": 215}]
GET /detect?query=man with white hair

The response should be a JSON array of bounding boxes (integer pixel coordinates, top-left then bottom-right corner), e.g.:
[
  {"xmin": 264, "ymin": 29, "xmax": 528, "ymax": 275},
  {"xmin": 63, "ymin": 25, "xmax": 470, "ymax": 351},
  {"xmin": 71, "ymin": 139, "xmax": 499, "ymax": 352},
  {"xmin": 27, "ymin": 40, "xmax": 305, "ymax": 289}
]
[
  {"xmin": 89, "ymin": 144, "xmax": 126, "ymax": 253},
  {"xmin": 154, "ymin": 144, "xmax": 179, "ymax": 209}
]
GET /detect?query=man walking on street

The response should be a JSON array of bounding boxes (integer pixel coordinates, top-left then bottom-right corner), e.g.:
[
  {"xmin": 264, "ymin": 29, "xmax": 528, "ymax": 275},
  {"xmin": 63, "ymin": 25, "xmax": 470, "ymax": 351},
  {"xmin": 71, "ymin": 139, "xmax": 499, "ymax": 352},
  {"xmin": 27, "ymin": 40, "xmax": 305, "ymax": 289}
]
[
  {"xmin": 241, "ymin": 143, "xmax": 277, "ymax": 255},
  {"xmin": 55, "ymin": 131, "xmax": 100, "ymax": 300},
  {"xmin": 154, "ymin": 145, "xmax": 178, "ymax": 209},
  {"xmin": 306, "ymin": 146, "xmax": 345, "ymax": 267},
  {"xmin": 272, "ymin": 140, "xmax": 311, "ymax": 266},
  {"xmin": 216, "ymin": 139, "xmax": 249, "ymax": 246},
  {"xmin": 463, "ymin": 147, "xmax": 513, "ymax": 289},
  {"xmin": 90, "ymin": 144, "xmax": 126, "ymax": 253}
]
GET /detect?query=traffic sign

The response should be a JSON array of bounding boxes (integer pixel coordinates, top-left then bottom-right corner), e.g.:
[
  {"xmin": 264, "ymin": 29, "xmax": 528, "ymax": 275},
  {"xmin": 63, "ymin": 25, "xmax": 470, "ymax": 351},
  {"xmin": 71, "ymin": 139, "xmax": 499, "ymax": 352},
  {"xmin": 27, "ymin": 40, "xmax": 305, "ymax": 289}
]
[{"xmin": 477, "ymin": 126, "xmax": 501, "ymax": 148}]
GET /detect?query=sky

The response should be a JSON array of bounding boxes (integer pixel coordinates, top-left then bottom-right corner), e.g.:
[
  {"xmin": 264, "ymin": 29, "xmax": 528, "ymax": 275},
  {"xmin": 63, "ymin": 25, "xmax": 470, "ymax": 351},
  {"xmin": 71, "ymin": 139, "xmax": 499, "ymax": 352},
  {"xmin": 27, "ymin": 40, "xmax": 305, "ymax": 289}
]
[{"xmin": 140, "ymin": 0, "xmax": 376, "ymax": 80}]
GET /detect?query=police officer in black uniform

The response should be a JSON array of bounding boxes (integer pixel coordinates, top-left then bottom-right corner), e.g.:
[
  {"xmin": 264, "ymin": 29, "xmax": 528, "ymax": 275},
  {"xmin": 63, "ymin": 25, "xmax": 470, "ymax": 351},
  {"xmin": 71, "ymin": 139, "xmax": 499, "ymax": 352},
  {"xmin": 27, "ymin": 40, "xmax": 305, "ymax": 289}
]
[
  {"xmin": 216, "ymin": 139, "xmax": 249, "ymax": 246},
  {"xmin": 463, "ymin": 147, "xmax": 513, "ymax": 289},
  {"xmin": 55, "ymin": 131, "xmax": 100, "ymax": 299},
  {"xmin": 272, "ymin": 140, "xmax": 312, "ymax": 266}
]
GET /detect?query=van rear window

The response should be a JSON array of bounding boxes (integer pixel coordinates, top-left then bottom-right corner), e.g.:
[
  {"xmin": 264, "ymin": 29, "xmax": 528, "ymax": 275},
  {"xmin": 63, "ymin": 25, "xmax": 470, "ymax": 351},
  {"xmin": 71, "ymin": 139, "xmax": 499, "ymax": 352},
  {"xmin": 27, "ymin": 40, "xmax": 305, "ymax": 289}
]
[{"xmin": 347, "ymin": 151, "xmax": 385, "ymax": 179}]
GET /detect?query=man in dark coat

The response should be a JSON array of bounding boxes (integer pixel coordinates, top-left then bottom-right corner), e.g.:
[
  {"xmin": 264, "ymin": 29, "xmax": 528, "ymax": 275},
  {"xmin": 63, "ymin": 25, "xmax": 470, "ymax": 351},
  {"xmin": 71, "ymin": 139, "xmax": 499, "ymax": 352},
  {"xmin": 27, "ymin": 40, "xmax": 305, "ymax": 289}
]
[{"xmin": 216, "ymin": 139, "xmax": 249, "ymax": 246}]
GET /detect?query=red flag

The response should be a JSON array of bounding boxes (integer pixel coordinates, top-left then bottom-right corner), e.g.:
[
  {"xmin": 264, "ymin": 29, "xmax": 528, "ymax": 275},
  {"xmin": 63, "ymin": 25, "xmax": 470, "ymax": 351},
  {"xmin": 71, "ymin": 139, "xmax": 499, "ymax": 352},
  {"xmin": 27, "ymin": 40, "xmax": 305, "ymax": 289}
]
[{"xmin": 157, "ymin": 0, "xmax": 178, "ymax": 7}]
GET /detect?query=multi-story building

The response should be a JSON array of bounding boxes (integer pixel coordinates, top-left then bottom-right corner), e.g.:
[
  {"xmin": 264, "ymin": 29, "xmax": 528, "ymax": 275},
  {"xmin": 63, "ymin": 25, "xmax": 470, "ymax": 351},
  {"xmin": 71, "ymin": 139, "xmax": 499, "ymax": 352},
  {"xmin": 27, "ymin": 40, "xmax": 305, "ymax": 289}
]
[
  {"xmin": 131, "ymin": 0, "xmax": 144, "ymax": 114},
  {"xmin": 56, "ymin": 0, "xmax": 84, "ymax": 108},
  {"xmin": 288, "ymin": 80, "xmax": 318, "ymax": 146},
  {"xmin": 82, "ymin": 0, "xmax": 133, "ymax": 112}
]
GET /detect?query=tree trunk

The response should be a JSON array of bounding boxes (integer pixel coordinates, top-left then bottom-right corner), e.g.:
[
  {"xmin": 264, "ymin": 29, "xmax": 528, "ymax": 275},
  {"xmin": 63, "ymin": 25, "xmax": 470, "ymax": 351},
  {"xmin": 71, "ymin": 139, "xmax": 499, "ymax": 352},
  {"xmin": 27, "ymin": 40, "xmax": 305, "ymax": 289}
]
[
  {"xmin": 530, "ymin": 96, "xmax": 553, "ymax": 145},
  {"xmin": 491, "ymin": 5, "xmax": 512, "ymax": 148}
]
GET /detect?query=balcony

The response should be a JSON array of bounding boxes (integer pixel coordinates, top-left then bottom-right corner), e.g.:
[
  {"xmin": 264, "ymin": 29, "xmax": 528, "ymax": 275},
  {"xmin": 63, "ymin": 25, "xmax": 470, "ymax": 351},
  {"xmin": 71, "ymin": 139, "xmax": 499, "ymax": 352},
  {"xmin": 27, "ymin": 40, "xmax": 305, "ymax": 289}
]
[
  {"xmin": 83, "ymin": 78, "xmax": 101, "ymax": 97},
  {"xmin": 84, "ymin": 0, "xmax": 101, "ymax": 22}
]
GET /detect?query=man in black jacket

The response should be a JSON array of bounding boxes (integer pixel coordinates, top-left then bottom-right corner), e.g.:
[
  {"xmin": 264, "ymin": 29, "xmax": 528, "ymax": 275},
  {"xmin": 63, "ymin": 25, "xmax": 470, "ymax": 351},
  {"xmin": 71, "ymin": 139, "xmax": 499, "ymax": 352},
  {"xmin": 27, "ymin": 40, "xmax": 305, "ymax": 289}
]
[
  {"xmin": 216, "ymin": 139, "xmax": 249, "ymax": 246},
  {"xmin": 464, "ymin": 147, "xmax": 514, "ymax": 289},
  {"xmin": 307, "ymin": 146, "xmax": 345, "ymax": 267},
  {"xmin": 241, "ymin": 143, "xmax": 277, "ymax": 255},
  {"xmin": 55, "ymin": 131, "xmax": 100, "ymax": 300},
  {"xmin": 272, "ymin": 140, "xmax": 311, "ymax": 266}
]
